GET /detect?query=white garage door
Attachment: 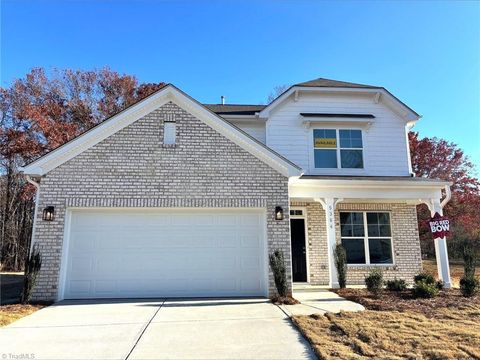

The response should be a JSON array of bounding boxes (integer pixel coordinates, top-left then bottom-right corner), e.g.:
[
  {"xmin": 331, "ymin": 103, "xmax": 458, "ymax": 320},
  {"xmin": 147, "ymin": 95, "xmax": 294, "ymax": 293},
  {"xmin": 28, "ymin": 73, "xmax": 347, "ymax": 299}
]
[{"xmin": 62, "ymin": 209, "xmax": 267, "ymax": 299}]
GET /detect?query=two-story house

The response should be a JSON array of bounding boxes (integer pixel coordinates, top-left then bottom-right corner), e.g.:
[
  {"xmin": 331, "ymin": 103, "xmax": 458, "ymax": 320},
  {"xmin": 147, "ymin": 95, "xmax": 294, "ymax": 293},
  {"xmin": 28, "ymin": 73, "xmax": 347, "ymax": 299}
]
[{"xmin": 21, "ymin": 78, "xmax": 452, "ymax": 301}]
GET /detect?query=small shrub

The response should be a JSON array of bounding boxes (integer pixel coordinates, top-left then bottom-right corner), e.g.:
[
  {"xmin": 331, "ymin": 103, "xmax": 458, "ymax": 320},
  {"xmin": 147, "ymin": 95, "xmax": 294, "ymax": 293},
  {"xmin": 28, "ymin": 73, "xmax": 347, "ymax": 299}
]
[
  {"xmin": 21, "ymin": 244, "xmax": 42, "ymax": 304},
  {"xmin": 413, "ymin": 280, "xmax": 439, "ymax": 298},
  {"xmin": 459, "ymin": 241, "xmax": 479, "ymax": 297},
  {"xmin": 334, "ymin": 244, "xmax": 347, "ymax": 288},
  {"xmin": 463, "ymin": 241, "xmax": 476, "ymax": 279},
  {"xmin": 365, "ymin": 268, "xmax": 383, "ymax": 297},
  {"xmin": 435, "ymin": 280, "xmax": 444, "ymax": 290},
  {"xmin": 460, "ymin": 276, "xmax": 480, "ymax": 297},
  {"xmin": 269, "ymin": 249, "xmax": 288, "ymax": 297},
  {"xmin": 385, "ymin": 278, "xmax": 407, "ymax": 292},
  {"xmin": 414, "ymin": 272, "xmax": 435, "ymax": 285}
]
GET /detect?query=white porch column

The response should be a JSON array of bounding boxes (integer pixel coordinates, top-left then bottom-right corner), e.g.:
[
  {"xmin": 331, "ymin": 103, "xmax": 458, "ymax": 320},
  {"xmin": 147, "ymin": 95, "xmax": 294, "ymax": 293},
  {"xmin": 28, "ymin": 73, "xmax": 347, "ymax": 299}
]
[
  {"xmin": 426, "ymin": 199, "xmax": 452, "ymax": 289},
  {"xmin": 315, "ymin": 197, "xmax": 343, "ymax": 288}
]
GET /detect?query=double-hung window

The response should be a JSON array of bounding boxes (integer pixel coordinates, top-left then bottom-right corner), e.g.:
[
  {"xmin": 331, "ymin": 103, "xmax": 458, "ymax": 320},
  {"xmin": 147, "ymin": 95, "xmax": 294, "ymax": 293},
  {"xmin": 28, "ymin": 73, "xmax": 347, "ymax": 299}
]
[
  {"xmin": 340, "ymin": 212, "xmax": 393, "ymax": 265},
  {"xmin": 313, "ymin": 129, "xmax": 363, "ymax": 169}
]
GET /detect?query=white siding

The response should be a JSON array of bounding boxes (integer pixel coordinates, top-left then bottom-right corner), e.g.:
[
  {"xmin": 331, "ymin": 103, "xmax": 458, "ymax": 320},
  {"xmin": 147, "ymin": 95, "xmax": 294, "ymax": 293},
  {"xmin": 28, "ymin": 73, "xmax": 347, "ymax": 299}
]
[
  {"xmin": 228, "ymin": 120, "xmax": 266, "ymax": 144},
  {"xmin": 265, "ymin": 93, "xmax": 411, "ymax": 176}
]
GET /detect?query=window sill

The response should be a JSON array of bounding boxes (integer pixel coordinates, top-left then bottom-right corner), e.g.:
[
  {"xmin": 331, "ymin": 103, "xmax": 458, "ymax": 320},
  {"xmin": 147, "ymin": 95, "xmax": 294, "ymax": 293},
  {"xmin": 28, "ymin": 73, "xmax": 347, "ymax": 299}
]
[
  {"xmin": 307, "ymin": 168, "xmax": 367, "ymax": 176},
  {"xmin": 347, "ymin": 264, "xmax": 396, "ymax": 270},
  {"xmin": 162, "ymin": 144, "xmax": 177, "ymax": 149}
]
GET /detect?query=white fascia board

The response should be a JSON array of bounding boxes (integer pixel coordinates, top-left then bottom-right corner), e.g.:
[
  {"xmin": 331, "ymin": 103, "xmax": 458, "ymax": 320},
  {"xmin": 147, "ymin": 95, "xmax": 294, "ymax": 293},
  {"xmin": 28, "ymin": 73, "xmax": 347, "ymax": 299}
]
[
  {"xmin": 20, "ymin": 85, "xmax": 302, "ymax": 178},
  {"xmin": 259, "ymin": 86, "xmax": 420, "ymax": 123},
  {"xmin": 289, "ymin": 179, "xmax": 448, "ymax": 201}
]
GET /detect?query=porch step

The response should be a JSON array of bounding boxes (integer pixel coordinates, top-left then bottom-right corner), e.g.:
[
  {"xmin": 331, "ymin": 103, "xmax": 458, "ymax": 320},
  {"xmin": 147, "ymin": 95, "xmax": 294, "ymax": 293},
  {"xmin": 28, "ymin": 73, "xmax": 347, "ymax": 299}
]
[{"xmin": 293, "ymin": 284, "xmax": 330, "ymax": 292}]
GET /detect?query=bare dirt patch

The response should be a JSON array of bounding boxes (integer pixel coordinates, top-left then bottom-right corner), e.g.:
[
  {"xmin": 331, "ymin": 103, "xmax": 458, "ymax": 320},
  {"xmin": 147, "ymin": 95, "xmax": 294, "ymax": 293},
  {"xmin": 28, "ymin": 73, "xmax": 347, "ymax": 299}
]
[{"xmin": 0, "ymin": 304, "xmax": 45, "ymax": 327}]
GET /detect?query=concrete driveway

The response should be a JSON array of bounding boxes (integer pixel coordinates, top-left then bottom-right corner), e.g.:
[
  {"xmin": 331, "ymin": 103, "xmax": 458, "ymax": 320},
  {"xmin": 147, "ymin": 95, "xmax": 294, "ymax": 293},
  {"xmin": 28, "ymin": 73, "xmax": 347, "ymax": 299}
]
[{"xmin": 0, "ymin": 298, "xmax": 315, "ymax": 360}]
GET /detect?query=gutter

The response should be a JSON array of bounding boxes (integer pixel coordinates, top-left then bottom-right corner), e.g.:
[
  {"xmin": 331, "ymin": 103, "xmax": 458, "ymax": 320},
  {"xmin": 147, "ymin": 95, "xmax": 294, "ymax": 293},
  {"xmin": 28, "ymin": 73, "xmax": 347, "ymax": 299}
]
[
  {"xmin": 25, "ymin": 175, "xmax": 40, "ymax": 255},
  {"xmin": 440, "ymin": 185, "xmax": 452, "ymax": 208}
]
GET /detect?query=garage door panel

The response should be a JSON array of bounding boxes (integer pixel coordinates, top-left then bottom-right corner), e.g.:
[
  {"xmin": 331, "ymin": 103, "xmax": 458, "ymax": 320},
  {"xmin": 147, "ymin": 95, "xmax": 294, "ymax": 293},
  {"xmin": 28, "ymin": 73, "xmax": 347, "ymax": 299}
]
[
  {"xmin": 241, "ymin": 255, "xmax": 261, "ymax": 269},
  {"xmin": 64, "ymin": 209, "xmax": 266, "ymax": 299},
  {"xmin": 70, "ymin": 256, "xmax": 94, "ymax": 275},
  {"xmin": 68, "ymin": 280, "xmax": 92, "ymax": 295},
  {"xmin": 216, "ymin": 215, "xmax": 237, "ymax": 226},
  {"xmin": 241, "ymin": 214, "xmax": 261, "ymax": 226},
  {"xmin": 240, "ymin": 278, "xmax": 263, "ymax": 292},
  {"xmin": 71, "ymin": 232, "xmax": 97, "ymax": 251}
]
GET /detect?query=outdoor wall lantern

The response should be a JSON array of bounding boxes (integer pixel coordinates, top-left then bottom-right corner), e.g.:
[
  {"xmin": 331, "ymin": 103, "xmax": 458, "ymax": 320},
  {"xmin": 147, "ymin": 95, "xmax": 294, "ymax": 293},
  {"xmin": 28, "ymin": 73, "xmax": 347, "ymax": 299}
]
[
  {"xmin": 275, "ymin": 206, "xmax": 284, "ymax": 221},
  {"xmin": 42, "ymin": 206, "xmax": 55, "ymax": 221}
]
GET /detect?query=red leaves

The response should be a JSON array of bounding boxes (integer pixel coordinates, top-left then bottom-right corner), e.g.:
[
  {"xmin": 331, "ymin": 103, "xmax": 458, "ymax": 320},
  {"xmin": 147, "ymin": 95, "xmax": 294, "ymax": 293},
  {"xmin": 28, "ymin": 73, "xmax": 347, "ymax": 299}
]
[
  {"xmin": 409, "ymin": 131, "xmax": 480, "ymax": 242},
  {"xmin": 1, "ymin": 67, "xmax": 165, "ymax": 164}
]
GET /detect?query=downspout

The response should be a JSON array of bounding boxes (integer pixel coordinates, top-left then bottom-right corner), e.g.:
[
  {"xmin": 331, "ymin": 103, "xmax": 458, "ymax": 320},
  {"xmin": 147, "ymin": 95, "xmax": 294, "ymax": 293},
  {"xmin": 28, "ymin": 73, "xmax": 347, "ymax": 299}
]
[
  {"xmin": 26, "ymin": 175, "xmax": 40, "ymax": 255},
  {"xmin": 440, "ymin": 184, "xmax": 452, "ymax": 209}
]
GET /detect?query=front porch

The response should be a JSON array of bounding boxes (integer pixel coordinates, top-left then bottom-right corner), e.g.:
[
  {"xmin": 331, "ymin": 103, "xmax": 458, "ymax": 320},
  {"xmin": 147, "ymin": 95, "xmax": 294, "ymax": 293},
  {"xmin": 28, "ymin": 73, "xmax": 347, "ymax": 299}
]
[{"xmin": 288, "ymin": 176, "xmax": 453, "ymax": 288}]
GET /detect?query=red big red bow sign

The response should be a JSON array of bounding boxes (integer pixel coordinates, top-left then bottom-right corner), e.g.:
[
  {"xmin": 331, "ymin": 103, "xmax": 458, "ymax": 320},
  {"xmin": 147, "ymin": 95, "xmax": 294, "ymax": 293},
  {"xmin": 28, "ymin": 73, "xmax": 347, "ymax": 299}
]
[{"xmin": 428, "ymin": 212, "xmax": 450, "ymax": 239}]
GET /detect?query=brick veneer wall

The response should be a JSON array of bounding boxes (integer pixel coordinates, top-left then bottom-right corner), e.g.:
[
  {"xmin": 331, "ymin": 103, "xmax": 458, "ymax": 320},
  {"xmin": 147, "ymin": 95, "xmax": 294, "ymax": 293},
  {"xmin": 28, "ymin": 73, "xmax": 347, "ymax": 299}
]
[
  {"xmin": 32, "ymin": 102, "xmax": 291, "ymax": 301},
  {"xmin": 336, "ymin": 203, "xmax": 422, "ymax": 284},
  {"xmin": 291, "ymin": 201, "xmax": 422, "ymax": 286}
]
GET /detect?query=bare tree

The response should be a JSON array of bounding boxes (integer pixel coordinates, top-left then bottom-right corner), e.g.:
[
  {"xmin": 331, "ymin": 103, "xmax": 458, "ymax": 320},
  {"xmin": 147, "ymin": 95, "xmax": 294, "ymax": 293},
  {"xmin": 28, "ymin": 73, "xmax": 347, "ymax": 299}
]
[
  {"xmin": 267, "ymin": 84, "xmax": 290, "ymax": 104},
  {"xmin": 0, "ymin": 68, "xmax": 165, "ymax": 271}
]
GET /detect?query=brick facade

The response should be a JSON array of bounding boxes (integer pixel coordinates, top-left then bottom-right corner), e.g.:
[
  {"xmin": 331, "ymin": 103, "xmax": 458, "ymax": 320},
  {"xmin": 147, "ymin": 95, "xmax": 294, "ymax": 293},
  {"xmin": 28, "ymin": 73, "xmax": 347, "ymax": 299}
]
[
  {"xmin": 32, "ymin": 102, "xmax": 291, "ymax": 301},
  {"xmin": 291, "ymin": 201, "xmax": 422, "ymax": 286},
  {"xmin": 336, "ymin": 203, "xmax": 422, "ymax": 285}
]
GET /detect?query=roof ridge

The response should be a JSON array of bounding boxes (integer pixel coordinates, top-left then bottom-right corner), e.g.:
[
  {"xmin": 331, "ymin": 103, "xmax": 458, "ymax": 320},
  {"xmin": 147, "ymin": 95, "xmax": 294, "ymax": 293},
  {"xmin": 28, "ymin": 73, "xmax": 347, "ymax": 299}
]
[
  {"xmin": 203, "ymin": 103, "xmax": 266, "ymax": 107},
  {"xmin": 295, "ymin": 77, "xmax": 380, "ymax": 88}
]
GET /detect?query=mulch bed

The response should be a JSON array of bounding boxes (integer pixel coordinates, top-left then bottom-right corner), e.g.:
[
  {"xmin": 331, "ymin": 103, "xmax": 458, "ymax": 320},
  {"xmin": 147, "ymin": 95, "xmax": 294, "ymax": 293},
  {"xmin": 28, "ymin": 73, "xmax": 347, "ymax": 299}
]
[
  {"xmin": 334, "ymin": 288, "xmax": 480, "ymax": 317},
  {"xmin": 270, "ymin": 295, "xmax": 300, "ymax": 305}
]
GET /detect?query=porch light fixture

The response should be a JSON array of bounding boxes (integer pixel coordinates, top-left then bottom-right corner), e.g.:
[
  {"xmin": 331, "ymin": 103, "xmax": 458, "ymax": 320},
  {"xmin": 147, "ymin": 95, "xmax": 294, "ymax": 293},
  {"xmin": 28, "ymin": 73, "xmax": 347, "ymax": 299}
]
[
  {"xmin": 42, "ymin": 206, "xmax": 55, "ymax": 221},
  {"xmin": 275, "ymin": 206, "xmax": 284, "ymax": 221}
]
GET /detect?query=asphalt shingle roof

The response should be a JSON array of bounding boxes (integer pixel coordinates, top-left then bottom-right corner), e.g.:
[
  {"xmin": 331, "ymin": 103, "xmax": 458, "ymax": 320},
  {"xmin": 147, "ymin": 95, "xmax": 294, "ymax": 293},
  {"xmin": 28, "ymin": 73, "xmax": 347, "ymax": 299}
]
[
  {"xmin": 295, "ymin": 77, "xmax": 381, "ymax": 89},
  {"xmin": 203, "ymin": 104, "xmax": 266, "ymax": 115}
]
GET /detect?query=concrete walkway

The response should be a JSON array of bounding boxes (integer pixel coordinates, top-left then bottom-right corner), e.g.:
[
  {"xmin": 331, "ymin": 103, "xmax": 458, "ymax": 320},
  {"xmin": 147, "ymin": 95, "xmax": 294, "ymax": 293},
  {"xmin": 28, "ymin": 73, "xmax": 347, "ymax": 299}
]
[
  {"xmin": 0, "ymin": 298, "xmax": 316, "ymax": 360},
  {"xmin": 279, "ymin": 290, "xmax": 365, "ymax": 316}
]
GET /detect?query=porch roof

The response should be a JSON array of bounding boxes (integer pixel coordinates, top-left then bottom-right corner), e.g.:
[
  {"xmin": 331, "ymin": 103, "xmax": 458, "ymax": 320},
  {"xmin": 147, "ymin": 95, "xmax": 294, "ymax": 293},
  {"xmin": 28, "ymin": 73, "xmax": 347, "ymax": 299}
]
[{"xmin": 289, "ymin": 175, "xmax": 451, "ymax": 204}]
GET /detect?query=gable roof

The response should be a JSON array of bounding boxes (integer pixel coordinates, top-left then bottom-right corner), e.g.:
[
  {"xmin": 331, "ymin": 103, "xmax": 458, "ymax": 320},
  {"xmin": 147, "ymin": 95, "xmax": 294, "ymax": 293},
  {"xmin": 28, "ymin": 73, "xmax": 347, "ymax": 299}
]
[
  {"xmin": 259, "ymin": 77, "xmax": 420, "ymax": 121},
  {"xmin": 295, "ymin": 77, "xmax": 380, "ymax": 89},
  {"xmin": 204, "ymin": 104, "xmax": 266, "ymax": 116},
  {"xmin": 20, "ymin": 84, "xmax": 302, "ymax": 177}
]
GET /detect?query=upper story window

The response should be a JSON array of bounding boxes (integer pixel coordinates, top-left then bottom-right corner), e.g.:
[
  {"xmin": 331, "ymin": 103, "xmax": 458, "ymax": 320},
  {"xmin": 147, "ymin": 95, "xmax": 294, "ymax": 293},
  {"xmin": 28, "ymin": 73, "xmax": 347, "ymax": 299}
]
[{"xmin": 313, "ymin": 129, "xmax": 363, "ymax": 169}]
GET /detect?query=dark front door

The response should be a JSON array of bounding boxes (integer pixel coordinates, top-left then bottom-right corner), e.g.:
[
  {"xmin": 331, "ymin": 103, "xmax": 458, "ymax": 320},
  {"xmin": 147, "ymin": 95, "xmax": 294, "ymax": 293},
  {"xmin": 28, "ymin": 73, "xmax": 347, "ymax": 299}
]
[{"xmin": 290, "ymin": 218, "xmax": 307, "ymax": 282}]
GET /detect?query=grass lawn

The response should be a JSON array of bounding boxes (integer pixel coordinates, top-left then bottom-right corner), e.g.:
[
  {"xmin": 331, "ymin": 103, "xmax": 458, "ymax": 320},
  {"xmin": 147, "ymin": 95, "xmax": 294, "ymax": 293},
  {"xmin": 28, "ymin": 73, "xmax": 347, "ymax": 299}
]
[
  {"xmin": 0, "ymin": 304, "xmax": 45, "ymax": 327},
  {"xmin": 293, "ymin": 289, "xmax": 480, "ymax": 360}
]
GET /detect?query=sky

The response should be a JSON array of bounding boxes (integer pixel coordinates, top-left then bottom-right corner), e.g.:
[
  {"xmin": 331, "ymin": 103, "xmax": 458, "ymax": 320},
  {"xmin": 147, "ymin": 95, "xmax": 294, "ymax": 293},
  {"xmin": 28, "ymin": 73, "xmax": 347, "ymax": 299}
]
[{"xmin": 1, "ymin": 0, "xmax": 479, "ymax": 167}]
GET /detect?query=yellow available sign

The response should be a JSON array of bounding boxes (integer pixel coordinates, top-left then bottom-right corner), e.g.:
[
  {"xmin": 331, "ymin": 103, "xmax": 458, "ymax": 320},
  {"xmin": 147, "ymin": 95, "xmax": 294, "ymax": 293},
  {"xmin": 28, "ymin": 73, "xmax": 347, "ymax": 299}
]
[{"xmin": 314, "ymin": 138, "xmax": 337, "ymax": 148}]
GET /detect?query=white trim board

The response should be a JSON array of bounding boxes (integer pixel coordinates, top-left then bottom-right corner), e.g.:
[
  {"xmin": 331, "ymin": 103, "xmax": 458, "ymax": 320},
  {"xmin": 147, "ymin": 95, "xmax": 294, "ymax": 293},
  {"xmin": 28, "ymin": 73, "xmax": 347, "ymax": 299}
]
[
  {"xmin": 20, "ymin": 85, "xmax": 302, "ymax": 178},
  {"xmin": 259, "ymin": 86, "xmax": 420, "ymax": 122}
]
